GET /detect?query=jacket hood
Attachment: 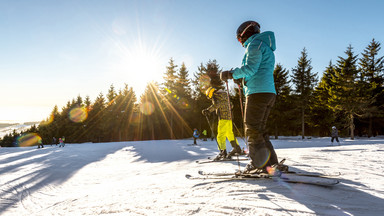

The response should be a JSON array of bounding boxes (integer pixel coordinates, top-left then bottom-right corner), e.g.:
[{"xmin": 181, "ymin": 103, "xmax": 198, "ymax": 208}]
[{"xmin": 244, "ymin": 31, "xmax": 276, "ymax": 51}]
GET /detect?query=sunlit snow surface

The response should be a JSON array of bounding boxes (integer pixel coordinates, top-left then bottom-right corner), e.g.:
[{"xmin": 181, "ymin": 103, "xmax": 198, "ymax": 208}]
[{"xmin": 1, "ymin": 136, "xmax": 383, "ymax": 215}]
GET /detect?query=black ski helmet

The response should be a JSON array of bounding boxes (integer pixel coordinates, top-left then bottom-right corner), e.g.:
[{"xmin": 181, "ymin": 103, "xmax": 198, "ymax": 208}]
[{"xmin": 236, "ymin": 21, "xmax": 260, "ymax": 45}]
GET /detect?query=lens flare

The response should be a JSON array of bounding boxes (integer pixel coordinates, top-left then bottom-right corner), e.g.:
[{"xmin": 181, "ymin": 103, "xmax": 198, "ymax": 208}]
[
  {"xmin": 17, "ymin": 133, "xmax": 42, "ymax": 147},
  {"xmin": 252, "ymin": 147, "xmax": 271, "ymax": 168},
  {"xmin": 69, "ymin": 107, "xmax": 88, "ymax": 123},
  {"xmin": 140, "ymin": 102, "xmax": 155, "ymax": 115},
  {"xmin": 178, "ymin": 98, "xmax": 189, "ymax": 109}
]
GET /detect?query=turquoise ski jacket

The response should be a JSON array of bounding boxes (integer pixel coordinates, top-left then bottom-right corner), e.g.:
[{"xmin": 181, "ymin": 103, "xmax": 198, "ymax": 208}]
[{"xmin": 232, "ymin": 31, "xmax": 276, "ymax": 96}]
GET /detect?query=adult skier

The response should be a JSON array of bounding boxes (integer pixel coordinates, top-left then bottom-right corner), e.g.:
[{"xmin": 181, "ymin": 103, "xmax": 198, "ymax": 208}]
[
  {"xmin": 202, "ymin": 87, "xmax": 242, "ymax": 160},
  {"xmin": 220, "ymin": 20, "xmax": 280, "ymax": 174}
]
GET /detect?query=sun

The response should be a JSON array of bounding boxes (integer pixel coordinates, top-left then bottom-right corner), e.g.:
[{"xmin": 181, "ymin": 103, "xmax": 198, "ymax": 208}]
[{"xmin": 110, "ymin": 38, "xmax": 166, "ymax": 97}]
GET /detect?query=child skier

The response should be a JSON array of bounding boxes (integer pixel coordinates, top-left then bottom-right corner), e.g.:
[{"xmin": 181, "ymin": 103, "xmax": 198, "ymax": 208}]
[
  {"xmin": 37, "ymin": 139, "xmax": 44, "ymax": 149},
  {"xmin": 202, "ymin": 87, "xmax": 242, "ymax": 160},
  {"xmin": 202, "ymin": 129, "xmax": 207, "ymax": 141},
  {"xmin": 193, "ymin": 128, "xmax": 200, "ymax": 145},
  {"xmin": 59, "ymin": 137, "xmax": 65, "ymax": 147},
  {"xmin": 331, "ymin": 126, "xmax": 340, "ymax": 145}
]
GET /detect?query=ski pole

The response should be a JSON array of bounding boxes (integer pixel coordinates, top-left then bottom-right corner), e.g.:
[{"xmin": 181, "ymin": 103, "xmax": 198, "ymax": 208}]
[
  {"xmin": 225, "ymin": 79, "xmax": 241, "ymax": 170},
  {"xmin": 225, "ymin": 80, "xmax": 233, "ymax": 121},
  {"xmin": 237, "ymin": 82, "xmax": 249, "ymax": 153},
  {"xmin": 205, "ymin": 114, "xmax": 221, "ymax": 151}
]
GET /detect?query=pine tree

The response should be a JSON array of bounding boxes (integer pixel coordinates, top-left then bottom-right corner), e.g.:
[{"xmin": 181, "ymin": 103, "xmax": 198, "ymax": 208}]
[
  {"xmin": 174, "ymin": 62, "xmax": 193, "ymax": 138},
  {"xmin": 358, "ymin": 39, "xmax": 384, "ymax": 137},
  {"xmin": 310, "ymin": 62, "xmax": 336, "ymax": 136},
  {"xmin": 191, "ymin": 63, "xmax": 205, "ymax": 99},
  {"xmin": 291, "ymin": 48, "xmax": 318, "ymax": 139},
  {"xmin": 105, "ymin": 84, "xmax": 118, "ymax": 141},
  {"xmin": 328, "ymin": 45, "xmax": 360, "ymax": 139},
  {"xmin": 116, "ymin": 84, "xmax": 137, "ymax": 141},
  {"xmin": 87, "ymin": 93, "xmax": 106, "ymax": 142},
  {"xmin": 191, "ymin": 63, "xmax": 213, "ymax": 136},
  {"xmin": 139, "ymin": 82, "xmax": 168, "ymax": 140},
  {"xmin": 163, "ymin": 58, "xmax": 178, "ymax": 93},
  {"xmin": 107, "ymin": 84, "xmax": 117, "ymax": 104},
  {"xmin": 75, "ymin": 95, "xmax": 83, "ymax": 107},
  {"xmin": 84, "ymin": 95, "xmax": 91, "ymax": 109},
  {"xmin": 205, "ymin": 59, "xmax": 224, "ymax": 90},
  {"xmin": 162, "ymin": 58, "xmax": 178, "ymax": 139},
  {"xmin": 269, "ymin": 63, "xmax": 292, "ymax": 138}
]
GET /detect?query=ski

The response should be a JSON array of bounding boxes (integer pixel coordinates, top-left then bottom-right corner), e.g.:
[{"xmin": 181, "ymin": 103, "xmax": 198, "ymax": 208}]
[
  {"xmin": 197, "ymin": 170, "xmax": 341, "ymax": 178},
  {"xmin": 196, "ymin": 157, "xmax": 248, "ymax": 164},
  {"xmin": 187, "ymin": 144, "xmax": 201, "ymax": 146},
  {"xmin": 207, "ymin": 155, "xmax": 247, "ymax": 160},
  {"xmin": 185, "ymin": 172, "xmax": 339, "ymax": 187}
]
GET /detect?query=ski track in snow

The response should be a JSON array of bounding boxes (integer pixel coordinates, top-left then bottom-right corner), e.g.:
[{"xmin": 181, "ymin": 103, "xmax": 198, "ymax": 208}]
[{"xmin": 0, "ymin": 137, "xmax": 383, "ymax": 215}]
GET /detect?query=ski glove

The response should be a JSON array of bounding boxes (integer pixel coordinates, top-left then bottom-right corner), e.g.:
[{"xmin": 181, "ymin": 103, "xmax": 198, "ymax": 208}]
[
  {"xmin": 202, "ymin": 109, "xmax": 210, "ymax": 116},
  {"xmin": 234, "ymin": 78, "xmax": 243, "ymax": 86},
  {"xmin": 220, "ymin": 70, "xmax": 233, "ymax": 82}
]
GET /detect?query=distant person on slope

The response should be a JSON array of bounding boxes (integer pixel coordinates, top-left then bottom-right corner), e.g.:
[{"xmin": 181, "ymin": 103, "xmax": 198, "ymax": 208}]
[
  {"xmin": 59, "ymin": 137, "xmax": 65, "ymax": 147},
  {"xmin": 52, "ymin": 137, "xmax": 57, "ymax": 146},
  {"xmin": 193, "ymin": 128, "xmax": 200, "ymax": 145},
  {"xmin": 37, "ymin": 139, "xmax": 44, "ymax": 149},
  {"xmin": 202, "ymin": 129, "xmax": 207, "ymax": 141},
  {"xmin": 331, "ymin": 126, "xmax": 340, "ymax": 146},
  {"xmin": 202, "ymin": 87, "xmax": 242, "ymax": 160},
  {"xmin": 220, "ymin": 20, "xmax": 282, "ymax": 174}
]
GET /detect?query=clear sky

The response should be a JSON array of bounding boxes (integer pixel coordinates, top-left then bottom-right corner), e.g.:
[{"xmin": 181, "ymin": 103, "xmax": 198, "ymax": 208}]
[{"xmin": 1, "ymin": 0, "xmax": 383, "ymax": 123}]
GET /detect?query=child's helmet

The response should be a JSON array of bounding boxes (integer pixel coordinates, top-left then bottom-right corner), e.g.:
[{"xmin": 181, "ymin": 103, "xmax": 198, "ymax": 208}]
[
  {"xmin": 205, "ymin": 87, "xmax": 216, "ymax": 99},
  {"xmin": 332, "ymin": 126, "xmax": 336, "ymax": 129}
]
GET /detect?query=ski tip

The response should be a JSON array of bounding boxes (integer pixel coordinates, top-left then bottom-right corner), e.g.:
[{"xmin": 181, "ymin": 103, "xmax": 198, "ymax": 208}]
[
  {"xmin": 185, "ymin": 174, "xmax": 192, "ymax": 179},
  {"xmin": 198, "ymin": 170, "xmax": 203, "ymax": 175}
]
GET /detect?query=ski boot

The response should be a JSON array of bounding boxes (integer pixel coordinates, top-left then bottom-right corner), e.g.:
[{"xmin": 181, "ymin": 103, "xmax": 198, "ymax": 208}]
[
  {"xmin": 265, "ymin": 159, "xmax": 289, "ymax": 177},
  {"xmin": 226, "ymin": 141, "xmax": 242, "ymax": 159},
  {"xmin": 236, "ymin": 162, "xmax": 268, "ymax": 176},
  {"xmin": 213, "ymin": 149, "xmax": 227, "ymax": 161}
]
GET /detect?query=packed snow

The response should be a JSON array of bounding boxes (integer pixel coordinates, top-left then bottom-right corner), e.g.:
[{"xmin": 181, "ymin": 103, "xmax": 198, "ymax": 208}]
[{"xmin": 1, "ymin": 136, "xmax": 384, "ymax": 216}]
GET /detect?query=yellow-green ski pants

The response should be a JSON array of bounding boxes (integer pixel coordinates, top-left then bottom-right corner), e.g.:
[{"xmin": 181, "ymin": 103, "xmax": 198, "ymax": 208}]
[{"xmin": 217, "ymin": 119, "xmax": 239, "ymax": 150}]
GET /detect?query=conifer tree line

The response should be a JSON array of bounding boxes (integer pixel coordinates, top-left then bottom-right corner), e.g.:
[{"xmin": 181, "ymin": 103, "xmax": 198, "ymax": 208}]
[{"xmin": 1, "ymin": 39, "xmax": 383, "ymax": 147}]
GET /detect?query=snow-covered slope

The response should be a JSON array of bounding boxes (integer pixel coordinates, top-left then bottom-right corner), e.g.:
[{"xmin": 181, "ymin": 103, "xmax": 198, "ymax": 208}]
[
  {"xmin": 0, "ymin": 137, "xmax": 383, "ymax": 215},
  {"xmin": 0, "ymin": 122, "xmax": 39, "ymax": 139}
]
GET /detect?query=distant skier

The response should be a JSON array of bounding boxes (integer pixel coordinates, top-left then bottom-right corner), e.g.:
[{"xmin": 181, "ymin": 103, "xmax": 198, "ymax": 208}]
[
  {"xmin": 202, "ymin": 129, "xmax": 207, "ymax": 141},
  {"xmin": 219, "ymin": 20, "xmax": 281, "ymax": 174},
  {"xmin": 59, "ymin": 137, "xmax": 65, "ymax": 147},
  {"xmin": 52, "ymin": 137, "xmax": 57, "ymax": 146},
  {"xmin": 202, "ymin": 87, "xmax": 242, "ymax": 160},
  {"xmin": 193, "ymin": 128, "xmax": 200, "ymax": 145},
  {"xmin": 37, "ymin": 139, "xmax": 44, "ymax": 149},
  {"xmin": 331, "ymin": 126, "xmax": 340, "ymax": 145}
]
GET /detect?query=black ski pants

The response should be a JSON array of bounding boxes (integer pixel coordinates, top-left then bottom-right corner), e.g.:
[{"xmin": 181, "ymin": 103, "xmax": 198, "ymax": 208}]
[
  {"xmin": 331, "ymin": 136, "xmax": 339, "ymax": 143},
  {"xmin": 244, "ymin": 93, "xmax": 278, "ymax": 168}
]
